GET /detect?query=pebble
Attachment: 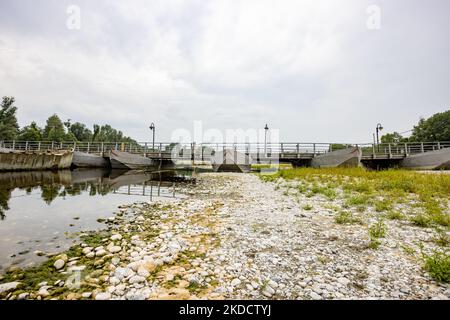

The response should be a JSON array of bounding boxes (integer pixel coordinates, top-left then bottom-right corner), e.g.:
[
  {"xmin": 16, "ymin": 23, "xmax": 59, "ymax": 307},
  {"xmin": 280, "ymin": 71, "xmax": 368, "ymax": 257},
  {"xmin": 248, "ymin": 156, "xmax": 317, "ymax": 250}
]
[
  {"xmin": 95, "ymin": 292, "xmax": 111, "ymax": 300},
  {"xmin": 128, "ymin": 276, "xmax": 146, "ymax": 284},
  {"xmin": 53, "ymin": 259, "xmax": 65, "ymax": 270},
  {"xmin": 111, "ymin": 234, "xmax": 123, "ymax": 241},
  {"xmin": 109, "ymin": 246, "xmax": 122, "ymax": 253},
  {"xmin": 0, "ymin": 282, "xmax": 21, "ymax": 294}
]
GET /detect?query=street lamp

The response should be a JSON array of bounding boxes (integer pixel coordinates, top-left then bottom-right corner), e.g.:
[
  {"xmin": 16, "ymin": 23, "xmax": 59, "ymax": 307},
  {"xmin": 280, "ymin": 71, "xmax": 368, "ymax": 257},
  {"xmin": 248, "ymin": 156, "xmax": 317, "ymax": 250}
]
[
  {"xmin": 376, "ymin": 123, "xmax": 383, "ymax": 145},
  {"xmin": 149, "ymin": 123, "xmax": 155, "ymax": 151},
  {"xmin": 264, "ymin": 124, "xmax": 269, "ymax": 156}
]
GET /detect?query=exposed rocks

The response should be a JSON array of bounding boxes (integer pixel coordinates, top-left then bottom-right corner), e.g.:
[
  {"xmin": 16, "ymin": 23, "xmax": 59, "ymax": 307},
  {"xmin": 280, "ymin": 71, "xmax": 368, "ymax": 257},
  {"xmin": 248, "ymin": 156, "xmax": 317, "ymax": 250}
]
[{"xmin": 1, "ymin": 172, "xmax": 448, "ymax": 301}]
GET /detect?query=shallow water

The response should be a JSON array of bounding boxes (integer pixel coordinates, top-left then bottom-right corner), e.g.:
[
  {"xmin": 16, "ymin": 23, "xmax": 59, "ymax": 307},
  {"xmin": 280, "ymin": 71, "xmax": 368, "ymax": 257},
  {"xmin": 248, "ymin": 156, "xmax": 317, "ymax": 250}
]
[{"xmin": 0, "ymin": 168, "xmax": 192, "ymax": 272}]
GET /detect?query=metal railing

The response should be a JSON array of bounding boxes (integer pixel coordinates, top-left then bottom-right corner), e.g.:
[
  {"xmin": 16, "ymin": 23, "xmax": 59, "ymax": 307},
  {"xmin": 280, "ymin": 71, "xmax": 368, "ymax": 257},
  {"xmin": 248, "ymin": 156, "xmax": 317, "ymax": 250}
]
[{"xmin": 1, "ymin": 140, "xmax": 449, "ymax": 160}]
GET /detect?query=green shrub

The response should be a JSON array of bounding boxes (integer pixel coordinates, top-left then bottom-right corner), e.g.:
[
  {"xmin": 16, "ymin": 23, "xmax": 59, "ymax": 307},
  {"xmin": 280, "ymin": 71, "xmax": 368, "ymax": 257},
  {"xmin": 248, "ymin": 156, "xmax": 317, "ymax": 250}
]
[
  {"xmin": 411, "ymin": 214, "xmax": 431, "ymax": 227},
  {"xmin": 335, "ymin": 211, "xmax": 362, "ymax": 225},
  {"xmin": 423, "ymin": 250, "xmax": 450, "ymax": 283},
  {"xmin": 369, "ymin": 219, "xmax": 386, "ymax": 238},
  {"xmin": 374, "ymin": 200, "xmax": 392, "ymax": 212},
  {"xmin": 386, "ymin": 210, "xmax": 404, "ymax": 220}
]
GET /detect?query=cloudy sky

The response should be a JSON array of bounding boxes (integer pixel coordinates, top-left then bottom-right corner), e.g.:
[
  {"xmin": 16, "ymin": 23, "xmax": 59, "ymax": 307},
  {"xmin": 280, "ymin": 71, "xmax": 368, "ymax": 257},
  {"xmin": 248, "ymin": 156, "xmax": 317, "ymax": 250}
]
[{"xmin": 0, "ymin": 0, "xmax": 449, "ymax": 143}]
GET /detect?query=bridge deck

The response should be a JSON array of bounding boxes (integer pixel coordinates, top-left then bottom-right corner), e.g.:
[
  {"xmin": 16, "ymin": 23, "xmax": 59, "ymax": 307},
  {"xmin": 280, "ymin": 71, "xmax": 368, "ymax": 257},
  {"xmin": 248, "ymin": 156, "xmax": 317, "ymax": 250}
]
[{"xmin": 1, "ymin": 141, "xmax": 449, "ymax": 163}]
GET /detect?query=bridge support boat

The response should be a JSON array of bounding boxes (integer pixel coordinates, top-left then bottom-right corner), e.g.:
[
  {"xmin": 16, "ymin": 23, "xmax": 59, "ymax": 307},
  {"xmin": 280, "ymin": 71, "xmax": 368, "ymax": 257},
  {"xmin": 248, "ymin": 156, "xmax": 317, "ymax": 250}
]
[
  {"xmin": 72, "ymin": 151, "xmax": 110, "ymax": 168},
  {"xmin": 0, "ymin": 147, "xmax": 74, "ymax": 171},
  {"xmin": 109, "ymin": 150, "xmax": 155, "ymax": 169},
  {"xmin": 212, "ymin": 149, "xmax": 252, "ymax": 173},
  {"xmin": 400, "ymin": 147, "xmax": 450, "ymax": 170},
  {"xmin": 311, "ymin": 147, "xmax": 362, "ymax": 168}
]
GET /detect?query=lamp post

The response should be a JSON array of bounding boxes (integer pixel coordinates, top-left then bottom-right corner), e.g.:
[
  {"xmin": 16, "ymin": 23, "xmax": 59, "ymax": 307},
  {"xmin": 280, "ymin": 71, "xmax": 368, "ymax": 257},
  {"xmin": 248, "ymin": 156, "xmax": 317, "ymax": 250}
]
[
  {"xmin": 264, "ymin": 124, "xmax": 269, "ymax": 157},
  {"xmin": 149, "ymin": 123, "xmax": 155, "ymax": 151},
  {"xmin": 376, "ymin": 123, "xmax": 383, "ymax": 151}
]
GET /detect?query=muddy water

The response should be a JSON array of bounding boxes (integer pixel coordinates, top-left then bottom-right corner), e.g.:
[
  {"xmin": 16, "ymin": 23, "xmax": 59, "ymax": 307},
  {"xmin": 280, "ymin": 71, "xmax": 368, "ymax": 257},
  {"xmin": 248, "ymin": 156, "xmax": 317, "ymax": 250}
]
[{"xmin": 0, "ymin": 168, "xmax": 193, "ymax": 272}]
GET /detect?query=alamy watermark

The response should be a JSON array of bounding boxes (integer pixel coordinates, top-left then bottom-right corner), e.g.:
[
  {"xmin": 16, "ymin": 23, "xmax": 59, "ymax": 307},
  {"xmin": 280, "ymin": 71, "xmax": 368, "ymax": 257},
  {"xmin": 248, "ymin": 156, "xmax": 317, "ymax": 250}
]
[
  {"xmin": 366, "ymin": 5, "xmax": 381, "ymax": 30},
  {"xmin": 66, "ymin": 5, "xmax": 81, "ymax": 30},
  {"xmin": 169, "ymin": 121, "xmax": 280, "ymax": 174}
]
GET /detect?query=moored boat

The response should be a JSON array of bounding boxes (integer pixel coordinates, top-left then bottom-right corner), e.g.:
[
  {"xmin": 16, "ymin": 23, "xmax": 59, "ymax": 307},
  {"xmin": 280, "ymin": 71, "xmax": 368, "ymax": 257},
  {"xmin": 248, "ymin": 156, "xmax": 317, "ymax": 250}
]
[
  {"xmin": 400, "ymin": 147, "xmax": 450, "ymax": 170},
  {"xmin": 72, "ymin": 151, "xmax": 109, "ymax": 168},
  {"xmin": 0, "ymin": 147, "xmax": 74, "ymax": 171},
  {"xmin": 311, "ymin": 146, "xmax": 362, "ymax": 168},
  {"xmin": 109, "ymin": 150, "xmax": 155, "ymax": 169},
  {"xmin": 212, "ymin": 149, "xmax": 252, "ymax": 173}
]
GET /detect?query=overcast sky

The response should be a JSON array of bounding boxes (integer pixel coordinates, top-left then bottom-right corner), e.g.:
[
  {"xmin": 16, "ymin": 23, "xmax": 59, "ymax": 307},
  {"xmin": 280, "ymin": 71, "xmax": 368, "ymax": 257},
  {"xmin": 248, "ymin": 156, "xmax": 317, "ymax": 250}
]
[{"xmin": 0, "ymin": 0, "xmax": 449, "ymax": 143}]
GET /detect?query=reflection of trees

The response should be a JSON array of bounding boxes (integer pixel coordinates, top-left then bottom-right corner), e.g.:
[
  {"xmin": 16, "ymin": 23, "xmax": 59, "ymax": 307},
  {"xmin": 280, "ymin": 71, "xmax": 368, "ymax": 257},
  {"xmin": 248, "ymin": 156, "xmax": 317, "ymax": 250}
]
[
  {"xmin": 87, "ymin": 183, "xmax": 112, "ymax": 196},
  {"xmin": 40, "ymin": 185, "xmax": 61, "ymax": 205},
  {"xmin": 64, "ymin": 184, "xmax": 84, "ymax": 196},
  {"xmin": 0, "ymin": 188, "xmax": 12, "ymax": 220}
]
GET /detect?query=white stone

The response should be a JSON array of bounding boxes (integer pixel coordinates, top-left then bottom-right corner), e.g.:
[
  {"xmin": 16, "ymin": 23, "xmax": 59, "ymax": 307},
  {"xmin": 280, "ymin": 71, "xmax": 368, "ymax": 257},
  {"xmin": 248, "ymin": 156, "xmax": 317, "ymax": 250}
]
[
  {"xmin": 310, "ymin": 292, "xmax": 322, "ymax": 300},
  {"xmin": 95, "ymin": 292, "xmax": 111, "ymax": 300},
  {"xmin": 17, "ymin": 292, "xmax": 29, "ymax": 300},
  {"xmin": 96, "ymin": 249, "xmax": 107, "ymax": 257},
  {"xmin": 337, "ymin": 277, "xmax": 350, "ymax": 286},
  {"xmin": 137, "ymin": 266, "xmax": 150, "ymax": 277},
  {"xmin": 231, "ymin": 278, "xmax": 241, "ymax": 287},
  {"xmin": 109, "ymin": 246, "xmax": 122, "ymax": 253},
  {"xmin": 0, "ymin": 282, "xmax": 21, "ymax": 294},
  {"xmin": 38, "ymin": 288, "xmax": 50, "ymax": 297},
  {"xmin": 53, "ymin": 259, "xmax": 65, "ymax": 270},
  {"xmin": 111, "ymin": 234, "xmax": 123, "ymax": 241},
  {"xmin": 109, "ymin": 277, "xmax": 121, "ymax": 285},
  {"xmin": 129, "ymin": 275, "xmax": 146, "ymax": 284}
]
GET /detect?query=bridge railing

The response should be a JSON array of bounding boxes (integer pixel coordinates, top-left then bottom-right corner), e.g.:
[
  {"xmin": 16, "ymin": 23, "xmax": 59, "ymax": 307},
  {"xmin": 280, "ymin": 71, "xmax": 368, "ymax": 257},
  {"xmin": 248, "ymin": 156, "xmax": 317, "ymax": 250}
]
[
  {"xmin": 359, "ymin": 141, "xmax": 450, "ymax": 158},
  {"xmin": 1, "ymin": 140, "xmax": 449, "ymax": 159}
]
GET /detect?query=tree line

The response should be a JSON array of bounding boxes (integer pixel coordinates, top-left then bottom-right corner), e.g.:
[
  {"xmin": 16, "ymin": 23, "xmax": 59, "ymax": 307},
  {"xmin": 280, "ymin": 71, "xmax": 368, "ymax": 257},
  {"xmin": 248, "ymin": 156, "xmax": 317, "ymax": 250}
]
[
  {"xmin": 0, "ymin": 96, "xmax": 137, "ymax": 143},
  {"xmin": 380, "ymin": 110, "xmax": 450, "ymax": 143}
]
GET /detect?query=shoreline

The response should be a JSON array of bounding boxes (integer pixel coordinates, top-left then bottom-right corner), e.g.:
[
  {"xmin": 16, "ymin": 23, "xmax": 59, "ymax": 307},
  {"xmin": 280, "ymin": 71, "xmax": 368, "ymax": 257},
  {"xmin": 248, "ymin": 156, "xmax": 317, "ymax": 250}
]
[{"xmin": 0, "ymin": 172, "xmax": 449, "ymax": 300}]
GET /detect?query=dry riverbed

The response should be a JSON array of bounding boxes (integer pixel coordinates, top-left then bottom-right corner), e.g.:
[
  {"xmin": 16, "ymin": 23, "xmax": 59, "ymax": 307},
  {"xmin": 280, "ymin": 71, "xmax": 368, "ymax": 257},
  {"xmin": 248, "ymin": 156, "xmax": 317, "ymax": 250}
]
[{"xmin": 0, "ymin": 172, "xmax": 449, "ymax": 300}]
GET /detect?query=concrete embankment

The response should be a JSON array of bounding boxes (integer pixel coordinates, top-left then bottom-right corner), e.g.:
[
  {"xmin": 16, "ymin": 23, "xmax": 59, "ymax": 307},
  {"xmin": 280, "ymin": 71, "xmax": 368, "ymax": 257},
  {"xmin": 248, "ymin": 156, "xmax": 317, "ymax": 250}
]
[{"xmin": 0, "ymin": 148, "xmax": 73, "ymax": 171}]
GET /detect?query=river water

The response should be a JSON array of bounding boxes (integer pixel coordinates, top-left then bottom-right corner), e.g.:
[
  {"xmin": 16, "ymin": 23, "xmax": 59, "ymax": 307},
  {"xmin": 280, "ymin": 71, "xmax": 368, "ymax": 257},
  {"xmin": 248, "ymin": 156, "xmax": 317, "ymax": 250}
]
[{"xmin": 0, "ymin": 168, "xmax": 193, "ymax": 273}]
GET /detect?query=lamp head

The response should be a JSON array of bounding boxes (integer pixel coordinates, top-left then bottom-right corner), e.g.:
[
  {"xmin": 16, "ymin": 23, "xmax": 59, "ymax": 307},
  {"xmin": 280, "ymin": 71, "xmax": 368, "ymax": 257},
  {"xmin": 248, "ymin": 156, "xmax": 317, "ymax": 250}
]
[{"xmin": 264, "ymin": 124, "xmax": 269, "ymax": 131}]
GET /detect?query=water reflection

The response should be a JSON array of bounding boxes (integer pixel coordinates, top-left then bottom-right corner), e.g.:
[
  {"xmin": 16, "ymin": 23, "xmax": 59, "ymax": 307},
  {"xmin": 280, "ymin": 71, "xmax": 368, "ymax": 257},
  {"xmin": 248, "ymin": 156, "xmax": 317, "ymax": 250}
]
[
  {"xmin": 0, "ymin": 169, "xmax": 192, "ymax": 271},
  {"xmin": 0, "ymin": 169, "xmax": 192, "ymax": 219}
]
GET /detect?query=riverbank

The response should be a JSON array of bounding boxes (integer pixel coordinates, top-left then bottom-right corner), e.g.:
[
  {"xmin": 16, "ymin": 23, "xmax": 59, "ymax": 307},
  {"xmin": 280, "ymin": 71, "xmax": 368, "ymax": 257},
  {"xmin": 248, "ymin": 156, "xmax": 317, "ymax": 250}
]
[{"xmin": 0, "ymin": 171, "xmax": 449, "ymax": 300}]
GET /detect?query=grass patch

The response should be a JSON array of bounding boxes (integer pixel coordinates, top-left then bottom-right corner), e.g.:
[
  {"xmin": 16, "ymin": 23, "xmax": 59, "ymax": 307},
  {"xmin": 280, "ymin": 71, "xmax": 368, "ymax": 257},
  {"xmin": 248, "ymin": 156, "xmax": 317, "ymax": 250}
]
[
  {"xmin": 335, "ymin": 211, "xmax": 362, "ymax": 225},
  {"xmin": 386, "ymin": 210, "xmax": 404, "ymax": 220},
  {"xmin": 374, "ymin": 200, "xmax": 392, "ymax": 212},
  {"xmin": 422, "ymin": 249, "xmax": 450, "ymax": 283},
  {"xmin": 368, "ymin": 219, "xmax": 386, "ymax": 250},
  {"xmin": 410, "ymin": 214, "xmax": 431, "ymax": 228},
  {"xmin": 302, "ymin": 204, "xmax": 313, "ymax": 211},
  {"xmin": 369, "ymin": 219, "xmax": 386, "ymax": 238},
  {"xmin": 259, "ymin": 169, "xmax": 449, "ymax": 224}
]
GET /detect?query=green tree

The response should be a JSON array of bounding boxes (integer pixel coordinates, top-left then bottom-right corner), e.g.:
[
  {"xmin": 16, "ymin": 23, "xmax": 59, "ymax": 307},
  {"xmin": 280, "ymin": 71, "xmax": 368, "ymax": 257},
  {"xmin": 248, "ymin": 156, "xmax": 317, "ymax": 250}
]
[
  {"xmin": 43, "ymin": 114, "xmax": 66, "ymax": 142},
  {"xmin": 381, "ymin": 132, "xmax": 405, "ymax": 143},
  {"xmin": 409, "ymin": 110, "xmax": 450, "ymax": 142},
  {"xmin": 0, "ymin": 96, "xmax": 19, "ymax": 140},
  {"xmin": 69, "ymin": 122, "xmax": 93, "ymax": 141},
  {"xmin": 92, "ymin": 124, "xmax": 136, "ymax": 143},
  {"xmin": 18, "ymin": 121, "xmax": 43, "ymax": 141}
]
